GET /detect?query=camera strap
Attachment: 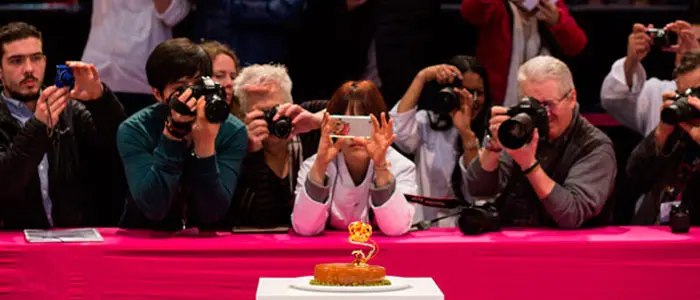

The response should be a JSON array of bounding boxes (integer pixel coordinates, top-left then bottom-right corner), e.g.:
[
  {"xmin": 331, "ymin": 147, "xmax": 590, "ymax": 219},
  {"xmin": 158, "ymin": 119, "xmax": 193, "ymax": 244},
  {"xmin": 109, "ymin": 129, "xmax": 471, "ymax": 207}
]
[{"xmin": 168, "ymin": 97, "xmax": 196, "ymax": 117}]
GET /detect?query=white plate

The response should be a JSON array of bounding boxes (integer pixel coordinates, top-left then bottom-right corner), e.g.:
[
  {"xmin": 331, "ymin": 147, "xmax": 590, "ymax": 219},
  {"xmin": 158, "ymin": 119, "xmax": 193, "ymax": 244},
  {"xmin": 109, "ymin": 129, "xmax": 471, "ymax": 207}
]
[{"xmin": 289, "ymin": 276, "xmax": 411, "ymax": 293}]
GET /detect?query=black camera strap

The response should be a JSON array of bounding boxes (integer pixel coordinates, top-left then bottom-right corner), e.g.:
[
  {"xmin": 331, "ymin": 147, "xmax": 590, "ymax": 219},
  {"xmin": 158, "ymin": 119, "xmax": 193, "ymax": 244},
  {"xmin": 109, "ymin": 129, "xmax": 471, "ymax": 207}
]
[{"xmin": 168, "ymin": 96, "xmax": 196, "ymax": 117}]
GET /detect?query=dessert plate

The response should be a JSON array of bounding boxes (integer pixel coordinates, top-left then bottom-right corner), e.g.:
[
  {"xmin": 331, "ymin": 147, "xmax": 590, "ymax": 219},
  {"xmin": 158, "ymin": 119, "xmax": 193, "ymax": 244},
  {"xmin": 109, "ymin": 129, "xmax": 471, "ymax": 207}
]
[{"xmin": 289, "ymin": 276, "xmax": 411, "ymax": 293}]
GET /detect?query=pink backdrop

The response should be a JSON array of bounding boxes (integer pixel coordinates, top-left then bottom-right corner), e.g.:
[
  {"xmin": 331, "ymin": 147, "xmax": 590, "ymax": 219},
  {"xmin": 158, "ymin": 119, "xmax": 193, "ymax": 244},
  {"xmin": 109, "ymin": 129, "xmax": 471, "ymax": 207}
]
[{"xmin": 0, "ymin": 226, "xmax": 699, "ymax": 299}]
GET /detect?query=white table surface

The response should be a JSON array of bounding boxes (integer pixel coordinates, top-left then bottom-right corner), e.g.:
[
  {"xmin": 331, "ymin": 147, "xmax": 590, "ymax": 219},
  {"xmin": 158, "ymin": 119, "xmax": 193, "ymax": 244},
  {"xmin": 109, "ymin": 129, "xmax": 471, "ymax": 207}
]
[{"xmin": 256, "ymin": 277, "xmax": 444, "ymax": 300}]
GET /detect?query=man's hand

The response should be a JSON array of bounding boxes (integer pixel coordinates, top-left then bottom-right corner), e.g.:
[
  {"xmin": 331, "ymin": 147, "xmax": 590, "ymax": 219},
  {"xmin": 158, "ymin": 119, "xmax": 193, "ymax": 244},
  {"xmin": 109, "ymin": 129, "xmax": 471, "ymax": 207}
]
[
  {"xmin": 535, "ymin": 0, "xmax": 560, "ymax": 26},
  {"xmin": 626, "ymin": 24, "xmax": 653, "ymax": 68},
  {"xmin": 273, "ymin": 103, "xmax": 322, "ymax": 138},
  {"xmin": 163, "ymin": 88, "xmax": 198, "ymax": 141},
  {"xmin": 245, "ymin": 110, "xmax": 269, "ymax": 152},
  {"xmin": 654, "ymin": 92, "xmax": 679, "ymax": 147},
  {"xmin": 34, "ymin": 86, "xmax": 70, "ymax": 128},
  {"xmin": 66, "ymin": 61, "xmax": 104, "ymax": 101},
  {"xmin": 487, "ymin": 106, "xmax": 509, "ymax": 149},
  {"xmin": 191, "ymin": 99, "xmax": 222, "ymax": 158},
  {"xmin": 506, "ymin": 129, "xmax": 539, "ymax": 171},
  {"xmin": 678, "ymin": 96, "xmax": 700, "ymax": 145},
  {"xmin": 418, "ymin": 64, "xmax": 463, "ymax": 85}
]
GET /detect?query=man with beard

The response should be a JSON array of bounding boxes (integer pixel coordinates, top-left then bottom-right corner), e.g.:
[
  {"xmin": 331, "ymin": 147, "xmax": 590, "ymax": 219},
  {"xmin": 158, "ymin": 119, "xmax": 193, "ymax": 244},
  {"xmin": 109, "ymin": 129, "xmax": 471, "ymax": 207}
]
[{"xmin": 0, "ymin": 22, "xmax": 126, "ymax": 229}]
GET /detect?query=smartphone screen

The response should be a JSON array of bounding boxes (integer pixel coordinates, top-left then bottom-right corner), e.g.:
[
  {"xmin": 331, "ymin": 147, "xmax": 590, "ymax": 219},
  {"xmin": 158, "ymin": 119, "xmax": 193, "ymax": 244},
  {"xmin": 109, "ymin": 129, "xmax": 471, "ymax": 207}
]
[{"xmin": 329, "ymin": 115, "xmax": 372, "ymax": 138}]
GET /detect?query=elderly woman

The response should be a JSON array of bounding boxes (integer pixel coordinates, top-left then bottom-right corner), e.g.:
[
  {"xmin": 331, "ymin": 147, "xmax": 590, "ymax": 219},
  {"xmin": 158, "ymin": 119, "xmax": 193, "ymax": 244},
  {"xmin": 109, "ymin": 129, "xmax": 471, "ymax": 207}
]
[{"xmin": 216, "ymin": 64, "xmax": 327, "ymax": 228}]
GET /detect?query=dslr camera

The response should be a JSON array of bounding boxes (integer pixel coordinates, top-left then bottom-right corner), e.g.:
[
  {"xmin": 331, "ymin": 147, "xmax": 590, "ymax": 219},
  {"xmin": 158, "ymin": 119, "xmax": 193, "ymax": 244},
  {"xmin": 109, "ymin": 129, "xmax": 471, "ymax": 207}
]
[
  {"xmin": 458, "ymin": 201, "xmax": 500, "ymax": 235},
  {"xmin": 168, "ymin": 76, "xmax": 230, "ymax": 123},
  {"xmin": 433, "ymin": 79, "xmax": 465, "ymax": 115},
  {"xmin": 498, "ymin": 97, "xmax": 549, "ymax": 149},
  {"xmin": 646, "ymin": 28, "xmax": 678, "ymax": 49},
  {"xmin": 660, "ymin": 87, "xmax": 700, "ymax": 125},
  {"xmin": 261, "ymin": 105, "xmax": 292, "ymax": 139},
  {"xmin": 669, "ymin": 204, "xmax": 690, "ymax": 234}
]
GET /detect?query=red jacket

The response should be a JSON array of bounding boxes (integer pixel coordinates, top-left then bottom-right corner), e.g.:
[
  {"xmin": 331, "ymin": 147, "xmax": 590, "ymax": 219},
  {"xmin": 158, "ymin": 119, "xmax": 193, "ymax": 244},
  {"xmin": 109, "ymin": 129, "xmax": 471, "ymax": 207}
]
[{"xmin": 460, "ymin": 0, "xmax": 587, "ymax": 105}]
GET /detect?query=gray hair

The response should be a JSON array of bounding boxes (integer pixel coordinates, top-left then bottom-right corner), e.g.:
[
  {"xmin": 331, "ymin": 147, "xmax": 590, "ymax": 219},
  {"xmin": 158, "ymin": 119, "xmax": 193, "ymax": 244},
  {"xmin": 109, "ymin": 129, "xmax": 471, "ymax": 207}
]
[
  {"xmin": 233, "ymin": 64, "xmax": 293, "ymax": 112},
  {"xmin": 517, "ymin": 55, "xmax": 574, "ymax": 97}
]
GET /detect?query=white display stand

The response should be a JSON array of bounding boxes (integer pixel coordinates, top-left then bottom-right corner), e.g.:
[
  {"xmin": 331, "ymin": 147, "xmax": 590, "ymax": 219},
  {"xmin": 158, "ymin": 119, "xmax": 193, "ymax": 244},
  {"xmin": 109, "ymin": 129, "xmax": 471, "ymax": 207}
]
[{"xmin": 256, "ymin": 277, "xmax": 444, "ymax": 300}]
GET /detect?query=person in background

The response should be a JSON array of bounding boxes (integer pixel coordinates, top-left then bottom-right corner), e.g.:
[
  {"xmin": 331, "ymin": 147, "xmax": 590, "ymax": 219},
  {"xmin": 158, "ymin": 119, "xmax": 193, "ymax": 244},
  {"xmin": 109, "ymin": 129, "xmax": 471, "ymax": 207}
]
[
  {"xmin": 81, "ymin": 0, "xmax": 190, "ymax": 116},
  {"xmin": 625, "ymin": 51, "xmax": 700, "ymax": 225},
  {"xmin": 200, "ymin": 40, "xmax": 242, "ymax": 118},
  {"xmin": 601, "ymin": 21, "xmax": 700, "ymax": 136},
  {"xmin": 291, "ymin": 80, "xmax": 416, "ymax": 236},
  {"xmin": 0, "ymin": 22, "xmax": 126, "ymax": 229},
  {"xmin": 462, "ymin": 56, "xmax": 616, "ymax": 229},
  {"xmin": 460, "ymin": 0, "xmax": 587, "ymax": 107},
  {"xmin": 215, "ymin": 64, "xmax": 326, "ymax": 228},
  {"xmin": 390, "ymin": 55, "xmax": 491, "ymax": 227},
  {"xmin": 182, "ymin": 0, "xmax": 305, "ymax": 67},
  {"xmin": 117, "ymin": 38, "xmax": 248, "ymax": 231}
]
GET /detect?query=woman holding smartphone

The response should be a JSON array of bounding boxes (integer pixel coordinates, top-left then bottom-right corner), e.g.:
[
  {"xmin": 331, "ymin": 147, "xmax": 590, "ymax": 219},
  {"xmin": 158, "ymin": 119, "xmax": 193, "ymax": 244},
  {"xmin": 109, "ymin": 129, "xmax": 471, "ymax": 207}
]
[
  {"xmin": 389, "ymin": 55, "xmax": 492, "ymax": 227},
  {"xmin": 291, "ymin": 81, "xmax": 417, "ymax": 236}
]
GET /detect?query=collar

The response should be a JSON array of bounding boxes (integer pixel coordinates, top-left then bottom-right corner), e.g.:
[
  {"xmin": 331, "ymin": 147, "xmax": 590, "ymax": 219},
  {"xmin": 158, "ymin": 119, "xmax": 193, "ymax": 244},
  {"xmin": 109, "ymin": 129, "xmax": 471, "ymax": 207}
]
[{"xmin": 1, "ymin": 92, "xmax": 32, "ymax": 113}]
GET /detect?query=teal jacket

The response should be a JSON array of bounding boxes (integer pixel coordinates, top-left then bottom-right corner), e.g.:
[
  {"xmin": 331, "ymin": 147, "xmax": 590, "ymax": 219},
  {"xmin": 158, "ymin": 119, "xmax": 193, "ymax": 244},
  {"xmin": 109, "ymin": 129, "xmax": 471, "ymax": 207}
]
[{"xmin": 117, "ymin": 104, "xmax": 247, "ymax": 230}]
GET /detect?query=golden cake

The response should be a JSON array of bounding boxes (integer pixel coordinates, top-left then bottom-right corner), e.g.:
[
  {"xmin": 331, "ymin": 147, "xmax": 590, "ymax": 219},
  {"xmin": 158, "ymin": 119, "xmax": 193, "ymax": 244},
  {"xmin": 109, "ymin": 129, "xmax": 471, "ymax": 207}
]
[
  {"xmin": 309, "ymin": 221, "xmax": 391, "ymax": 286},
  {"xmin": 311, "ymin": 263, "xmax": 389, "ymax": 286}
]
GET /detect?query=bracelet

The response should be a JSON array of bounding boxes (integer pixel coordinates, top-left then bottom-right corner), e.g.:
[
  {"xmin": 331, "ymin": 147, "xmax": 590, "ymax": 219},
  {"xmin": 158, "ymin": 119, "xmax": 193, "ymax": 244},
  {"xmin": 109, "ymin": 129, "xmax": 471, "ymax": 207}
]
[
  {"xmin": 375, "ymin": 161, "xmax": 391, "ymax": 171},
  {"xmin": 522, "ymin": 160, "xmax": 540, "ymax": 175}
]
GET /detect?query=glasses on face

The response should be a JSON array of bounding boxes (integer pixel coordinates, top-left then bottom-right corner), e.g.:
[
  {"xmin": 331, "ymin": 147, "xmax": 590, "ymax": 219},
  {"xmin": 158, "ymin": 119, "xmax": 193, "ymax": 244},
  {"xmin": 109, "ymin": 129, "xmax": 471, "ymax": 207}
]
[
  {"xmin": 6, "ymin": 53, "xmax": 45, "ymax": 66},
  {"xmin": 533, "ymin": 89, "xmax": 572, "ymax": 111}
]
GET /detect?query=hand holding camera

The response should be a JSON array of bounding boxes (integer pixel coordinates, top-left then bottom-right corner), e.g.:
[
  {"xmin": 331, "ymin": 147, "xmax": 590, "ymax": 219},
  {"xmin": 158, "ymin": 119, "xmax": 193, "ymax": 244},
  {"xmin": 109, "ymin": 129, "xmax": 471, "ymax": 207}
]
[
  {"xmin": 534, "ymin": 0, "xmax": 560, "ymax": 26},
  {"xmin": 626, "ymin": 24, "xmax": 653, "ymax": 67},
  {"xmin": 61, "ymin": 61, "xmax": 104, "ymax": 101},
  {"xmin": 34, "ymin": 86, "xmax": 70, "ymax": 128},
  {"xmin": 449, "ymin": 88, "xmax": 476, "ymax": 138},
  {"xmin": 244, "ymin": 105, "xmax": 292, "ymax": 152},
  {"xmin": 273, "ymin": 103, "xmax": 321, "ymax": 137},
  {"xmin": 164, "ymin": 88, "xmax": 199, "ymax": 141},
  {"xmin": 309, "ymin": 113, "xmax": 345, "ymax": 185},
  {"xmin": 663, "ymin": 21, "xmax": 700, "ymax": 55},
  {"xmin": 191, "ymin": 98, "xmax": 222, "ymax": 158}
]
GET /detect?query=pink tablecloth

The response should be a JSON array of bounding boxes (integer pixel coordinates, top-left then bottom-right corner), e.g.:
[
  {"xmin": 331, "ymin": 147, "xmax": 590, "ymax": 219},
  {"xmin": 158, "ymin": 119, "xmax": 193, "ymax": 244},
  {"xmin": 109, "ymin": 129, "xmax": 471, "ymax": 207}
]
[{"xmin": 1, "ymin": 226, "xmax": 699, "ymax": 299}]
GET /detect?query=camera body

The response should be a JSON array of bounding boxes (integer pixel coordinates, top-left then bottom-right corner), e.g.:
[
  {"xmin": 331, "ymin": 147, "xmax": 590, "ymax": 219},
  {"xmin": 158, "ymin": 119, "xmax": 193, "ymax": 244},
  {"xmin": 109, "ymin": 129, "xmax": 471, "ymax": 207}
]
[
  {"xmin": 660, "ymin": 87, "xmax": 700, "ymax": 125},
  {"xmin": 168, "ymin": 76, "xmax": 230, "ymax": 124},
  {"xmin": 458, "ymin": 201, "xmax": 500, "ymax": 235},
  {"xmin": 432, "ymin": 80, "xmax": 464, "ymax": 115},
  {"xmin": 498, "ymin": 97, "xmax": 549, "ymax": 149},
  {"xmin": 669, "ymin": 204, "xmax": 690, "ymax": 233},
  {"xmin": 262, "ymin": 106, "xmax": 292, "ymax": 139},
  {"xmin": 55, "ymin": 65, "xmax": 75, "ymax": 88},
  {"xmin": 646, "ymin": 28, "xmax": 678, "ymax": 49}
]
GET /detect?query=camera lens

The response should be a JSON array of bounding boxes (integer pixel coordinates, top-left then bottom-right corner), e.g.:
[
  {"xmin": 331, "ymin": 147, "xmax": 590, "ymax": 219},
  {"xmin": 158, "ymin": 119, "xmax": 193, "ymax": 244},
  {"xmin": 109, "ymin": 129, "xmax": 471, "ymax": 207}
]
[
  {"xmin": 270, "ymin": 118, "xmax": 292, "ymax": 138},
  {"xmin": 205, "ymin": 95, "xmax": 230, "ymax": 123},
  {"xmin": 498, "ymin": 113, "xmax": 534, "ymax": 150},
  {"xmin": 661, "ymin": 97, "xmax": 700, "ymax": 125},
  {"xmin": 661, "ymin": 104, "xmax": 682, "ymax": 125}
]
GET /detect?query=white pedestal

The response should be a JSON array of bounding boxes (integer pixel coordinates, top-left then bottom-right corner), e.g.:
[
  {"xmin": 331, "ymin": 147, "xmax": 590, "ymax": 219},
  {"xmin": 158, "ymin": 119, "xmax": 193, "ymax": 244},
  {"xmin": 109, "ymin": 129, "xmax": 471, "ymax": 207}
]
[{"xmin": 256, "ymin": 277, "xmax": 444, "ymax": 300}]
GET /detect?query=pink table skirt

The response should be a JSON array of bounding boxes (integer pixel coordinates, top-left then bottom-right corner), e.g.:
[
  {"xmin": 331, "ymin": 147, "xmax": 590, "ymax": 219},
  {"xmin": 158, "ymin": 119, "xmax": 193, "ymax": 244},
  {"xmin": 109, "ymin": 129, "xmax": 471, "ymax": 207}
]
[{"xmin": 0, "ymin": 226, "xmax": 699, "ymax": 299}]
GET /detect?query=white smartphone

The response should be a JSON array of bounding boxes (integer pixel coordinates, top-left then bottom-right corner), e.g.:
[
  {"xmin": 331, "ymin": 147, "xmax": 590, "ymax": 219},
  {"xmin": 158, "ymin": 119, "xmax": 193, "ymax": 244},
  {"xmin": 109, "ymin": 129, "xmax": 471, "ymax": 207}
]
[{"xmin": 329, "ymin": 115, "xmax": 372, "ymax": 138}]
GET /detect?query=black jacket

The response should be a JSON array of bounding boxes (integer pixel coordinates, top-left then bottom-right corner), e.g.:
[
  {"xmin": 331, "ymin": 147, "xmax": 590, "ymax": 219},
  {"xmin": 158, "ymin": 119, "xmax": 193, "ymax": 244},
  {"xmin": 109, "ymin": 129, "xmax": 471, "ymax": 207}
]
[{"xmin": 0, "ymin": 84, "xmax": 126, "ymax": 229}]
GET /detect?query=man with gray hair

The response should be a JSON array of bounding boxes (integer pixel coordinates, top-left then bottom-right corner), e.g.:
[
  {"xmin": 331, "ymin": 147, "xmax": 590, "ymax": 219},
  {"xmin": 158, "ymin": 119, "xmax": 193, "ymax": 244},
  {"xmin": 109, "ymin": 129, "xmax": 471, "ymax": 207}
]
[
  {"xmin": 215, "ymin": 64, "xmax": 327, "ymax": 228},
  {"xmin": 460, "ymin": 55, "xmax": 617, "ymax": 229}
]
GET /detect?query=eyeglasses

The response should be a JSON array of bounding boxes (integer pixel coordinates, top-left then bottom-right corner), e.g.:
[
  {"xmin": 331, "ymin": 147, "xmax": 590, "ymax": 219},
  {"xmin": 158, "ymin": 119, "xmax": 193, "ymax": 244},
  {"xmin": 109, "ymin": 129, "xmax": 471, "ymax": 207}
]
[{"xmin": 533, "ymin": 89, "xmax": 572, "ymax": 111}]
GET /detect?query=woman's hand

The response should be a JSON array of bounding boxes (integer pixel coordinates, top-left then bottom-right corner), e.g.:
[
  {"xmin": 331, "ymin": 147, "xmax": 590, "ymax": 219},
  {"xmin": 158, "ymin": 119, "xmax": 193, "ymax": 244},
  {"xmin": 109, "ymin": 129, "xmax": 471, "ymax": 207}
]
[
  {"xmin": 356, "ymin": 112, "xmax": 395, "ymax": 167},
  {"xmin": 309, "ymin": 113, "xmax": 343, "ymax": 184}
]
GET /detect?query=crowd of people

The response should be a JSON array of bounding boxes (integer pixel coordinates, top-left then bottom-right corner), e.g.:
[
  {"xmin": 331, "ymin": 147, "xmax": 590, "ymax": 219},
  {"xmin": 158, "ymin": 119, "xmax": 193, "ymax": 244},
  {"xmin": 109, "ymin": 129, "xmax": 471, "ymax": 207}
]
[{"xmin": 0, "ymin": 0, "xmax": 699, "ymax": 235}]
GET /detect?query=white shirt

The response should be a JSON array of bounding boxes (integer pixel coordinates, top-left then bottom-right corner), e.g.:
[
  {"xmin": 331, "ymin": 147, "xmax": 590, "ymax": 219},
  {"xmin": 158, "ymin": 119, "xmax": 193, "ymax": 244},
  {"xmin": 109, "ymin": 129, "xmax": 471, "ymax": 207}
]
[
  {"xmin": 389, "ymin": 104, "xmax": 469, "ymax": 227},
  {"xmin": 601, "ymin": 57, "xmax": 678, "ymax": 136},
  {"xmin": 81, "ymin": 0, "xmax": 191, "ymax": 94},
  {"xmin": 291, "ymin": 148, "xmax": 417, "ymax": 237}
]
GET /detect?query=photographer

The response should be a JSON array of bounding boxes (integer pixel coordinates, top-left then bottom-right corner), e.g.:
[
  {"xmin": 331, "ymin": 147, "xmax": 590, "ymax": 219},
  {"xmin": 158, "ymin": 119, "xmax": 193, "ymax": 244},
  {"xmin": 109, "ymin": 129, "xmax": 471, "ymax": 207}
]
[
  {"xmin": 217, "ymin": 64, "xmax": 326, "ymax": 228},
  {"xmin": 601, "ymin": 21, "xmax": 700, "ymax": 135},
  {"xmin": 0, "ymin": 22, "xmax": 126, "ymax": 229},
  {"xmin": 390, "ymin": 56, "xmax": 491, "ymax": 227},
  {"xmin": 291, "ymin": 80, "xmax": 416, "ymax": 236},
  {"xmin": 200, "ymin": 41, "xmax": 242, "ymax": 118},
  {"xmin": 461, "ymin": 56, "xmax": 616, "ymax": 229},
  {"xmin": 626, "ymin": 52, "xmax": 700, "ymax": 225},
  {"xmin": 460, "ymin": 0, "xmax": 586, "ymax": 106},
  {"xmin": 117, "ymin": 38, "xmax": 248, "ymax": 230}
]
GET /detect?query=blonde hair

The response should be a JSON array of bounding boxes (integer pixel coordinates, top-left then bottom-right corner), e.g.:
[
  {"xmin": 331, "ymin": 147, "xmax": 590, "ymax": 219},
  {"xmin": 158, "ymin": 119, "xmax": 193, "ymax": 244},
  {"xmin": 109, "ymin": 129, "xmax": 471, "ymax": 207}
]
[
  {"xmin": 233, "ymin": 64, "xmax": 293, "ymax": 112},
  {"xmin": 517, "ymin": 55, "xmax": 574, "ymax": 97}
]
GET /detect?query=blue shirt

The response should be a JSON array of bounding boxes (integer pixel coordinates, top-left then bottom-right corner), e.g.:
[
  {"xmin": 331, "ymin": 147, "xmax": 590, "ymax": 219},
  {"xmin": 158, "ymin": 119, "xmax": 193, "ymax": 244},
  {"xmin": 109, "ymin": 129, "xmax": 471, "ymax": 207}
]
[{"xmin": 2, "ymin": 94, "xmax": 53, "ymax": 226}]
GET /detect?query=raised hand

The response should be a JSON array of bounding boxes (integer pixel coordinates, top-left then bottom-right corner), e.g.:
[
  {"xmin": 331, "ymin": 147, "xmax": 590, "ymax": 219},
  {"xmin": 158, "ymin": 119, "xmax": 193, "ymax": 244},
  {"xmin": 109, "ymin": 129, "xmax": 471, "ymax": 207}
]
[
  {"xmin": 356, "ymin": 112, "xmax": 395, "ymax": 165},
  {"xmin": 66, "ymin": 61, "xmax": 104, "ymax": 101},
  {"xmin": 34, "ymin": 86, "xmax": 70, "ymax": 128},
  {"xmin": 309, "ymin": 113, "xmax": 344, "ymax": 184},
  {"xmin": 245, "ymin": 110, "xmax": 269, "ymax": 152},
  {"xmin": 273, "ymin": 103, "xmax": 322, "ymax": 138}
]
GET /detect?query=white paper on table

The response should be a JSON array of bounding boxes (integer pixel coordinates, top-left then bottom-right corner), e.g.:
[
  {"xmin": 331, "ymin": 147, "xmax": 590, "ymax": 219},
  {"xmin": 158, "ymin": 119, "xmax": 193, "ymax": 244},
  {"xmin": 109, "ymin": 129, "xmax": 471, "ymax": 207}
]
[{"xmin": 24, "ymin": 228, "xmax": 104, "ymax": 243}]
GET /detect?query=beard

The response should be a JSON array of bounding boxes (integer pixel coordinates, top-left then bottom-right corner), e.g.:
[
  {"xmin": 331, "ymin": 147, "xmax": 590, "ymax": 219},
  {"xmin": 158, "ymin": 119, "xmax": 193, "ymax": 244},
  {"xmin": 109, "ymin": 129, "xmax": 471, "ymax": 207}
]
[{"xmin": 4, "ymin": 86, "xmax": 40, "ymax": 103}]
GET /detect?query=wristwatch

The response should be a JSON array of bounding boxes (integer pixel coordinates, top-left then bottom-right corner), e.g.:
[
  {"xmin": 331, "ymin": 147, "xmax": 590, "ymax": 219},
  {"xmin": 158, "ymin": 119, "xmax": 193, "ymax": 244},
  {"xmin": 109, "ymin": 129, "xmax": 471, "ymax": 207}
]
[{"xmin": 482, "ymin": 135, "xmax": 502, "ymax": 152}]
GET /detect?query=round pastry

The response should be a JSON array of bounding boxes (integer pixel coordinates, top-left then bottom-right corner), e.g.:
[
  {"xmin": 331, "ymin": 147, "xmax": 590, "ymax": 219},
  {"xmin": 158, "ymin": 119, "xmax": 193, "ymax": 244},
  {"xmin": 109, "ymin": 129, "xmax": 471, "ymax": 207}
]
[{"xmin": 310, "ymin": 263, "xmax": 391, "ymax": 286}]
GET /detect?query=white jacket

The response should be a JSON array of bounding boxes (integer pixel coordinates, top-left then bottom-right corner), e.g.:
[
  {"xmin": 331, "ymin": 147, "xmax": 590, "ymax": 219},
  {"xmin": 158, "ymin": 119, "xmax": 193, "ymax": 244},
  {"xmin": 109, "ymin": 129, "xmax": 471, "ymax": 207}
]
[
  {"xmin": 389, "ymin": 104, "xmax": 469, "ymax": 227},
  {"xmin": 600, "ymin": 57, "xmax": 677, "ymax": 136},
  {"xmin": 291, "ymin": 147, "xmax": 417, "ymax": 236}
]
